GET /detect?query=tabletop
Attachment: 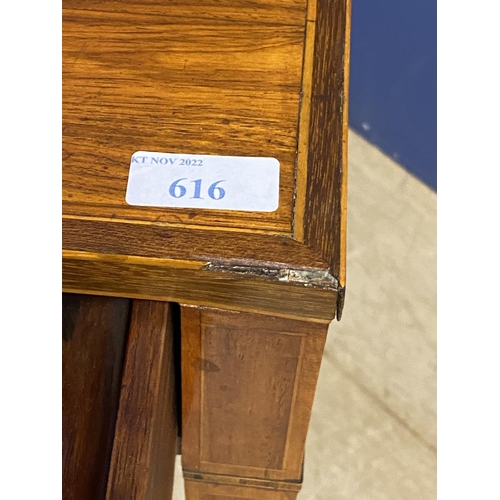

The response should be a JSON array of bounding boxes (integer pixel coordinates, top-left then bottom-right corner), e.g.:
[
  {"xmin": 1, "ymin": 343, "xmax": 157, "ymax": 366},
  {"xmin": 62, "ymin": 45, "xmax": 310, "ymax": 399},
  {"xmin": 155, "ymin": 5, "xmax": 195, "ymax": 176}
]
[{"xmin": 62, "ymin": 0, "xmax": 351, "ymax": 322}]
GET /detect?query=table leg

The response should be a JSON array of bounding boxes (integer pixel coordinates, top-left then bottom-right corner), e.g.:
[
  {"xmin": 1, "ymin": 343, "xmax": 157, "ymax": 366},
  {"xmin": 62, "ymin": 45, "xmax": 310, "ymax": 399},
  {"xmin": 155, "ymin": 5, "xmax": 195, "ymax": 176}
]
[
  {"xmin": 106, "ymin": 300, "xmax": 178, "ymax": 500},
  {"xmin": 62, "ymin": 294, "xmax": 131, "ymax": 500},
  {"xmin": 180, "ymin": 306, "xmax": 328, "ymax": 500}
]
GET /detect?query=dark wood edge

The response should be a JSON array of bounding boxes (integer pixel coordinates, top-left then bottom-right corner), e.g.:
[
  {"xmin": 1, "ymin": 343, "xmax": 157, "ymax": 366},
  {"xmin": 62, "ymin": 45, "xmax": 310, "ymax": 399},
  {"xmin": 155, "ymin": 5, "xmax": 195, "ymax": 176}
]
[
  {"xmin": 63, "ymin": 217, "xmax": 328, "ymax": 270},
  {"xmin": 301, "ymin": 0, "xmax": 349, "ymax": 276}
]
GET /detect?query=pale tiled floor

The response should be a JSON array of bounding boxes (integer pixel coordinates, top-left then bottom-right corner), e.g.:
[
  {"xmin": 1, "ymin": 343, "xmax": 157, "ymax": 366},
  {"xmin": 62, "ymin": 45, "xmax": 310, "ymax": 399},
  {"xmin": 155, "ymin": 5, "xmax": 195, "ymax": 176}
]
[{"xmin": 172, "ymin": 130, "xmax": 437, "ymax": 499}]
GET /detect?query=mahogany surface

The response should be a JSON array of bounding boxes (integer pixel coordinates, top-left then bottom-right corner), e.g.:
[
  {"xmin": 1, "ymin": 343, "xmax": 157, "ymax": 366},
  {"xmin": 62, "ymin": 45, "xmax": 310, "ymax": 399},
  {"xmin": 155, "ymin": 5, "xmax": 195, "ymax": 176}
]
[
  {"xmin": 62, "ymin": 294, "xmax": 131, "ymax": 500},
  {"xmin": 106, "ymin": 300, "xmax": 178, "ymax": 499},
  {"xmin": 181, "ymin": 306, "xmax": 327, "ymax": 498},
  {"xmin": 62, "ymin": 0, "xmax": 351, "ymax": 497},
  {"xmin": 62, "ymin": 0, "xmax": 351, "ymax": 322}
]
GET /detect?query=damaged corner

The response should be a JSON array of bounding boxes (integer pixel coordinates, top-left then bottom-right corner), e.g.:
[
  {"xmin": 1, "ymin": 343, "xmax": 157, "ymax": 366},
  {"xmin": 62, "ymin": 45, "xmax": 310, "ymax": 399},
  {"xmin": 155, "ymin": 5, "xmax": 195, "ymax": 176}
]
[{"xmin": 202, "ymin": 261, "xmax": 339, "ymax": 291}]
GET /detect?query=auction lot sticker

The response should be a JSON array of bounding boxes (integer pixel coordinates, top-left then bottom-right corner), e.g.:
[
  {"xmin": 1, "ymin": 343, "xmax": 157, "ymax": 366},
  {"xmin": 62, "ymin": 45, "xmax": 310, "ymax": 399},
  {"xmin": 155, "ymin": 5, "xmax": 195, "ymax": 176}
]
[{"xmin": 125, "ymin": 152, "xmax": 280, "ymax": 212}]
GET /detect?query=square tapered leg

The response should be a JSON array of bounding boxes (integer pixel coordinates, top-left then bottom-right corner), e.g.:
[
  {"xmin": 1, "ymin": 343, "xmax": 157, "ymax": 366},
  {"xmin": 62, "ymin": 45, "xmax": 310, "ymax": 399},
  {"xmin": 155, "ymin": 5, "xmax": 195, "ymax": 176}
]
[{"xmin": 181, "ymin": 306, "xmax": 328, "ymax": 499}]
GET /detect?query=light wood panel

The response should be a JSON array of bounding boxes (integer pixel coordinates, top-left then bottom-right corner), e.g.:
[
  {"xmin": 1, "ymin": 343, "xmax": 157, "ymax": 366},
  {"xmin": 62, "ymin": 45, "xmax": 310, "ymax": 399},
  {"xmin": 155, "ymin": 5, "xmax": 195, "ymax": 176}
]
[
  {"xmin": 63, "ymin": 0, "xmax": 306, "ymax": 233},
  {"xmin": 181, "ymin": 306, "xmax": 327, "ymax": 489}
]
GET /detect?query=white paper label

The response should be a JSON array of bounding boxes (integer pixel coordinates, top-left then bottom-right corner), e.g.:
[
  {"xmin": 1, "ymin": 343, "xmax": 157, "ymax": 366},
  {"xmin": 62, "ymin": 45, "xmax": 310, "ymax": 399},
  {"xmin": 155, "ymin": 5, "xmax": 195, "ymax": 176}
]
[{"xmin": 125, "ymin": 152, "xmax": 280, "ymax": 212}]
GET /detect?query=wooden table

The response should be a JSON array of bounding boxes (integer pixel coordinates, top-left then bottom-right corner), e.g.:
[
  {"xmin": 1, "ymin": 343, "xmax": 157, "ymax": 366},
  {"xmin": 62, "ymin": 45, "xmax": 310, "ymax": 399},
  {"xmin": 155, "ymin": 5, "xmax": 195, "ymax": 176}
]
[{"xmin": 62, "ymin": 0, "xmax": 351, "ymax": 498}]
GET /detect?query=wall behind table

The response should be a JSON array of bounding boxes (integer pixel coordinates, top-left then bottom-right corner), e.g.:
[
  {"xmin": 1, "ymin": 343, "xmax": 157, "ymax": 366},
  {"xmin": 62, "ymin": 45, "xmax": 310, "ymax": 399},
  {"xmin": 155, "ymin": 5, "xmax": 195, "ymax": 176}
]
[{"xmin": 349, "ymin": 0, "xmax": 437, "ymax": 190}]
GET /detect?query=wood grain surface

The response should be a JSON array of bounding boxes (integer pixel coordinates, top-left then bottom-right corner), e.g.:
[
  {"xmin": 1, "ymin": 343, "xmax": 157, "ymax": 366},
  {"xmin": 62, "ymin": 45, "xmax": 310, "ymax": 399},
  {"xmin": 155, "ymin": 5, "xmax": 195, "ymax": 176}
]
[
  {"xmin": 63, "ymin": 0, "xmax": 306, "ymax": 233},
  {"xmin": 302, "ymin": 0, "xmax": 349, "ymax": 279},
  {"xmin": 62, "ymin": 0, "xmax": 351, "ymax": 320},
  {"xmin": 63, "ymin": 250, "xmax": 338, "ymax": 322},
  {"xmin": 181, "ymin": 306, "xmax": 327, "ymax": 489},
  {"xmin": 62, "ymin": 294, "xmax": 131, "ymax": 500},
  {"xmin": 106, "ymin": 300, "xmax": 178, "ymax": 500}
]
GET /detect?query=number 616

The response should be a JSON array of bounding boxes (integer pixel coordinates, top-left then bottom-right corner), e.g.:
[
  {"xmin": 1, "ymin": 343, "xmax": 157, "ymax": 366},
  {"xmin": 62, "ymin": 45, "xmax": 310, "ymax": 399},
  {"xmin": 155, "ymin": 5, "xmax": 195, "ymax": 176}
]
[{"xmin": 169, "ymin": 178, "xmax": 226, "ymax": 200}]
